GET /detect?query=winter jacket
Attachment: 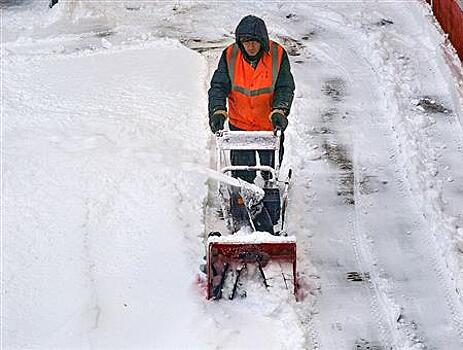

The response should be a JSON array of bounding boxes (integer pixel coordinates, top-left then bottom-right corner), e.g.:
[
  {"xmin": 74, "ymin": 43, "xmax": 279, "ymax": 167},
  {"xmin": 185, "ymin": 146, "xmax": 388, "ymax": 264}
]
[{"xmin": 208, "ymin": 15, "xmax": 295, "ymax": 130}]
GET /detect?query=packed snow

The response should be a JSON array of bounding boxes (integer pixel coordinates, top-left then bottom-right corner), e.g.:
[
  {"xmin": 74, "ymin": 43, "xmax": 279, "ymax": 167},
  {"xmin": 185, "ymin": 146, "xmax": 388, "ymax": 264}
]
[{"xmin": 2, "ymin": 1, "xmax": 463, "ymax": 349}]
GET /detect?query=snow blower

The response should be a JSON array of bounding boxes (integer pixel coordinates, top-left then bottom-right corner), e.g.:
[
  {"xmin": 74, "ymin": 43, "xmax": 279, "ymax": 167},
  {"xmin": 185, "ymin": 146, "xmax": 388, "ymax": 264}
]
[{"xmin": 205, "ymin": 130, "xmax": 297, "ymax": 300}]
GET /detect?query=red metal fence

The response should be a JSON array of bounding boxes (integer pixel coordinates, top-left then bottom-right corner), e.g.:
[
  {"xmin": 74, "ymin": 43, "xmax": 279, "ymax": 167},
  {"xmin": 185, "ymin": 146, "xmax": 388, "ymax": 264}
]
[{"xmin": 426, "ymin": 0, "xmax": 463, "ymax": 61}]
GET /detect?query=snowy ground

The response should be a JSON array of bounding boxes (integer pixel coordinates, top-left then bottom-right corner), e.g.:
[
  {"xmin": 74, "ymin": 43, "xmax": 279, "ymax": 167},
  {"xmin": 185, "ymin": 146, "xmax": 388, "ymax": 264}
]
[{"xmin": 3, "ymin": 1, "xmax": 463, "ymax": 349}]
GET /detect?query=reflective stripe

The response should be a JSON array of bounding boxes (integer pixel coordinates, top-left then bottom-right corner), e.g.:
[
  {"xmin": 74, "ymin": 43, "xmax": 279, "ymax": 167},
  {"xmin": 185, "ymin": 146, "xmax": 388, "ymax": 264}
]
[
  {"xmin": 271, "ymin": 42, "xmax": 279, "ymax": 89},
  {"xmin": 227, "ymin": 44, "xmax": 238, "ymax": 84},
  {"xmin": 233, "ymin": 85, "xmax": 273, "ymax": 96}
]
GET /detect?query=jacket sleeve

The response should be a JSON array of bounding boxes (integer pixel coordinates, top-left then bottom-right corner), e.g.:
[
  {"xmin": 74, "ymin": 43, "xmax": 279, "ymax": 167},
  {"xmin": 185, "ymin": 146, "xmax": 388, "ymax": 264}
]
[
  {"xmin": 272, "ymin": 50, "xmax": 295, "ymax": 115},
  {"xmin": 208, "ymin": 49, "xmax": 231, "ymax": 117}
]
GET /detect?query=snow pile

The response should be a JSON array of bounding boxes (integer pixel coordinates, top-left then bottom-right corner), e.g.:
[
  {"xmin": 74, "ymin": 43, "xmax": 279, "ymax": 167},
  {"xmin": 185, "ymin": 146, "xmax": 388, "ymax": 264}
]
[{"xmin": 4, "ymin": 35, "xmax": 213, "ymax": 348}]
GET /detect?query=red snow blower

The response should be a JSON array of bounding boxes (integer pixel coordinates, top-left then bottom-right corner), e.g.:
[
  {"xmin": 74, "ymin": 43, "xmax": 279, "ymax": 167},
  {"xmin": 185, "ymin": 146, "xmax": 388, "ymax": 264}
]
[{"xmin": 205, "ymin": 131, "xmax": 297, "ymax": 300}]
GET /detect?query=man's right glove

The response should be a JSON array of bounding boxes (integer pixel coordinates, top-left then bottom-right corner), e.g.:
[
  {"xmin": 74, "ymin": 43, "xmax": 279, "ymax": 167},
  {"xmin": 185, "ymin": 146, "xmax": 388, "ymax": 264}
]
[
  {"xmin": 270, "ymin": 109, "xmax": 288, "ymax": 131},
  {"xmin": 209, "ymin": 110, "xmax": 227, "ymax": 133}
]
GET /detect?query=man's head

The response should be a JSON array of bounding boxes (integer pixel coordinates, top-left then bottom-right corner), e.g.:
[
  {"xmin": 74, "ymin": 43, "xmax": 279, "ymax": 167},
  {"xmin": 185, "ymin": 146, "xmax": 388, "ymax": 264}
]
[
  {"xmin": 240, "ymin": 36, "xmax": 262, "ymax": 56},
  {"xmin": 235, "ymin": 15, "xmax": 269, "ymax": 55}
]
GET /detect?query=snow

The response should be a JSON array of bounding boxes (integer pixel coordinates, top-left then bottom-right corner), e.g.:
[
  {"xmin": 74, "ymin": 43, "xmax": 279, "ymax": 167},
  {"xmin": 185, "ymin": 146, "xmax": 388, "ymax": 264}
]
[
  {"xmin": 4, "ymin": 30, "xmax": 210, "ymax": 348},
  {"xmin": 3, "ymin": 1, "xmax": 463, "ymax": 349},
  {"xmin": 208, "ymin": 232, "xmax": 296, "ymax": 244}
]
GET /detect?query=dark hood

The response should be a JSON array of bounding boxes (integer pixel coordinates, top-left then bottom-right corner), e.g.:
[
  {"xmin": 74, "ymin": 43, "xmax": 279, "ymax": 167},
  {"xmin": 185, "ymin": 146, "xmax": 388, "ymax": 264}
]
[{"xmin": 235, "ymin": 15, "xmax": 270, "ymax": 53}]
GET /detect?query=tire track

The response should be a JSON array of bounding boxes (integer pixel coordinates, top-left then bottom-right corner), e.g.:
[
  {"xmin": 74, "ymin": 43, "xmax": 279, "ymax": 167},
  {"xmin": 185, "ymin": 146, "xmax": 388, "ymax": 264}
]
[{"xmin": 347, "ymin": 6, "xmax": 463, "ymax": 347}]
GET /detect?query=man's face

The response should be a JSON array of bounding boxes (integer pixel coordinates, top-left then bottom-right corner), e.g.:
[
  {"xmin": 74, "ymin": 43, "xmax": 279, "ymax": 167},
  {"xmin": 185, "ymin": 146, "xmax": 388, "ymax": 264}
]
[{"xmin": 241, "ymin": 39, "xmax": 261, "ymax": 56}]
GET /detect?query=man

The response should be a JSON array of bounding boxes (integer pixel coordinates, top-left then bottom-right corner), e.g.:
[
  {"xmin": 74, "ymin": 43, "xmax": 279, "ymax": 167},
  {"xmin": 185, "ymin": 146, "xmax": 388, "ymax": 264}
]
[{"xmin": 208, "ymin": 14, "xmax": 295, "ymax": 184}]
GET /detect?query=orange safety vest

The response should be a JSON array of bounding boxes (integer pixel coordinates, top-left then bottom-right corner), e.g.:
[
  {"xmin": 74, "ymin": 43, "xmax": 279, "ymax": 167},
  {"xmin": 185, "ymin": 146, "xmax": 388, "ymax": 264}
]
[{"xmin": 226, "ymin": 40, "xmax": 284, "ymax": 131}]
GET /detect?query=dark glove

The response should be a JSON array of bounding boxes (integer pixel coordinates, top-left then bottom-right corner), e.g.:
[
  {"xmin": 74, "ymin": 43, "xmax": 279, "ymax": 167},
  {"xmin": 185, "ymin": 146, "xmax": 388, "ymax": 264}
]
[
  {"xmin": 209, "ymin": 110, "xmax": 227, "ymax": 133},
  {"xmin": 270, "ymin": 109, "xmax": 288, "ymax": 131}
]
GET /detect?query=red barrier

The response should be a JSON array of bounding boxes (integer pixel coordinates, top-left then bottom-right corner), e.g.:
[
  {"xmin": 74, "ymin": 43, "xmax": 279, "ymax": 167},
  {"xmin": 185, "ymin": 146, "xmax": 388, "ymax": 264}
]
[{"xmin": 428, "ymin": 0, "xmax": 463, "ymax": 61}]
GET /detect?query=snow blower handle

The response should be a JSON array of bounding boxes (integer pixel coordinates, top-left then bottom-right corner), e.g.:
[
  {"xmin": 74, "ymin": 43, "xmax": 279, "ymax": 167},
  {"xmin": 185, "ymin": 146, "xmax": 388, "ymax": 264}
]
[{"xmin": 273, "ymin": 129, "xmax": 284, "ymax": 166}]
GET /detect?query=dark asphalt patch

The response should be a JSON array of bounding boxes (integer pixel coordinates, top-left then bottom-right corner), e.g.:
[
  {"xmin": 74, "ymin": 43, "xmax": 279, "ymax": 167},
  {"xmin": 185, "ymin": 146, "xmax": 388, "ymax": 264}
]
[
  {"xmin": 358, "ymin": 175, "xmax": 387, "ymax": 195},
  {"xmin": 376, "ymin": 18, "xmax": 394, "ymax": 26},
  {"xmin": 416, "ymin": 96, "xmax": 451, "ymax": 114},
  {"xmin": 0, "ymin": 0, "xmax": 27, "ymax": 8},
  {"xmin": 95, "ymin": 30, "xmax": 114, "ymax": 38},
  {"xmin": 321, "ymin": 108, "xmax": 338, "ymax": 123},
  {"xmin": 180, "ymin": 38, "xmax": 229, "ymax": 53},
  {"xmin": 311, "ymin": 126, "xmax": 334, "ymax": 135},
  {"xmin": 347, "ymin": 271, "xmax": 371, "ymax": 282},
  {"xmin": 322, "ymin": 78, "xmax": 346, "ymax": 101},
  {"xmin": 322, "ymin": 142, "xmax": 354, "ymax": 205},
  {"xmin": 301, "ymin": 30, "xmax": 317, "ymax": 41},
  {"xmin": 354, "ymin": 338, "xmax": 384, "ymax": 350},
  {"xmin": 276, "ymin": 34, "xmax": 304, "ymax": 56}
]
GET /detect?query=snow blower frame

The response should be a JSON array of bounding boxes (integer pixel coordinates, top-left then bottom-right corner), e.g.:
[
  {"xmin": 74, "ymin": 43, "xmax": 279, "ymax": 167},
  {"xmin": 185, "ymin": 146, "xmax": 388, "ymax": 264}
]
[{"xmin": 206, "ymin": 130, "xmax": 297, "ymax": 300}]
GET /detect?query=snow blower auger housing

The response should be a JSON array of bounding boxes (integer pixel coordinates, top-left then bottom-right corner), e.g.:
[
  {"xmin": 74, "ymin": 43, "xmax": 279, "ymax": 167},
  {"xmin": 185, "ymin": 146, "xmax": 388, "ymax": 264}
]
[{"xmin": 206, "ymin": 130, "xmax": 297, "ymax": 300}]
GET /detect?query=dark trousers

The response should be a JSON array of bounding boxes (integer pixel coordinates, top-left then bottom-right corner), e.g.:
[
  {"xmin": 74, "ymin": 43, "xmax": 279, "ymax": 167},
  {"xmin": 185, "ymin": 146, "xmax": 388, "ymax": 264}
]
[{"xmin": 229, "ymin": 124, "xmax": 284, "ymax": 183}]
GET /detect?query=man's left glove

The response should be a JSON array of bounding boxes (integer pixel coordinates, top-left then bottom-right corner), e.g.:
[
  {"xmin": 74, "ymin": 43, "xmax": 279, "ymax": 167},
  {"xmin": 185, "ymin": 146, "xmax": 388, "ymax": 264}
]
[
  {"xmin": 209, "ymin": 110, "xmax": 227, "ymax": 133},
  {"xmin": 270, "ymin": 109, "xmax": 288, "ymax": 131}
]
